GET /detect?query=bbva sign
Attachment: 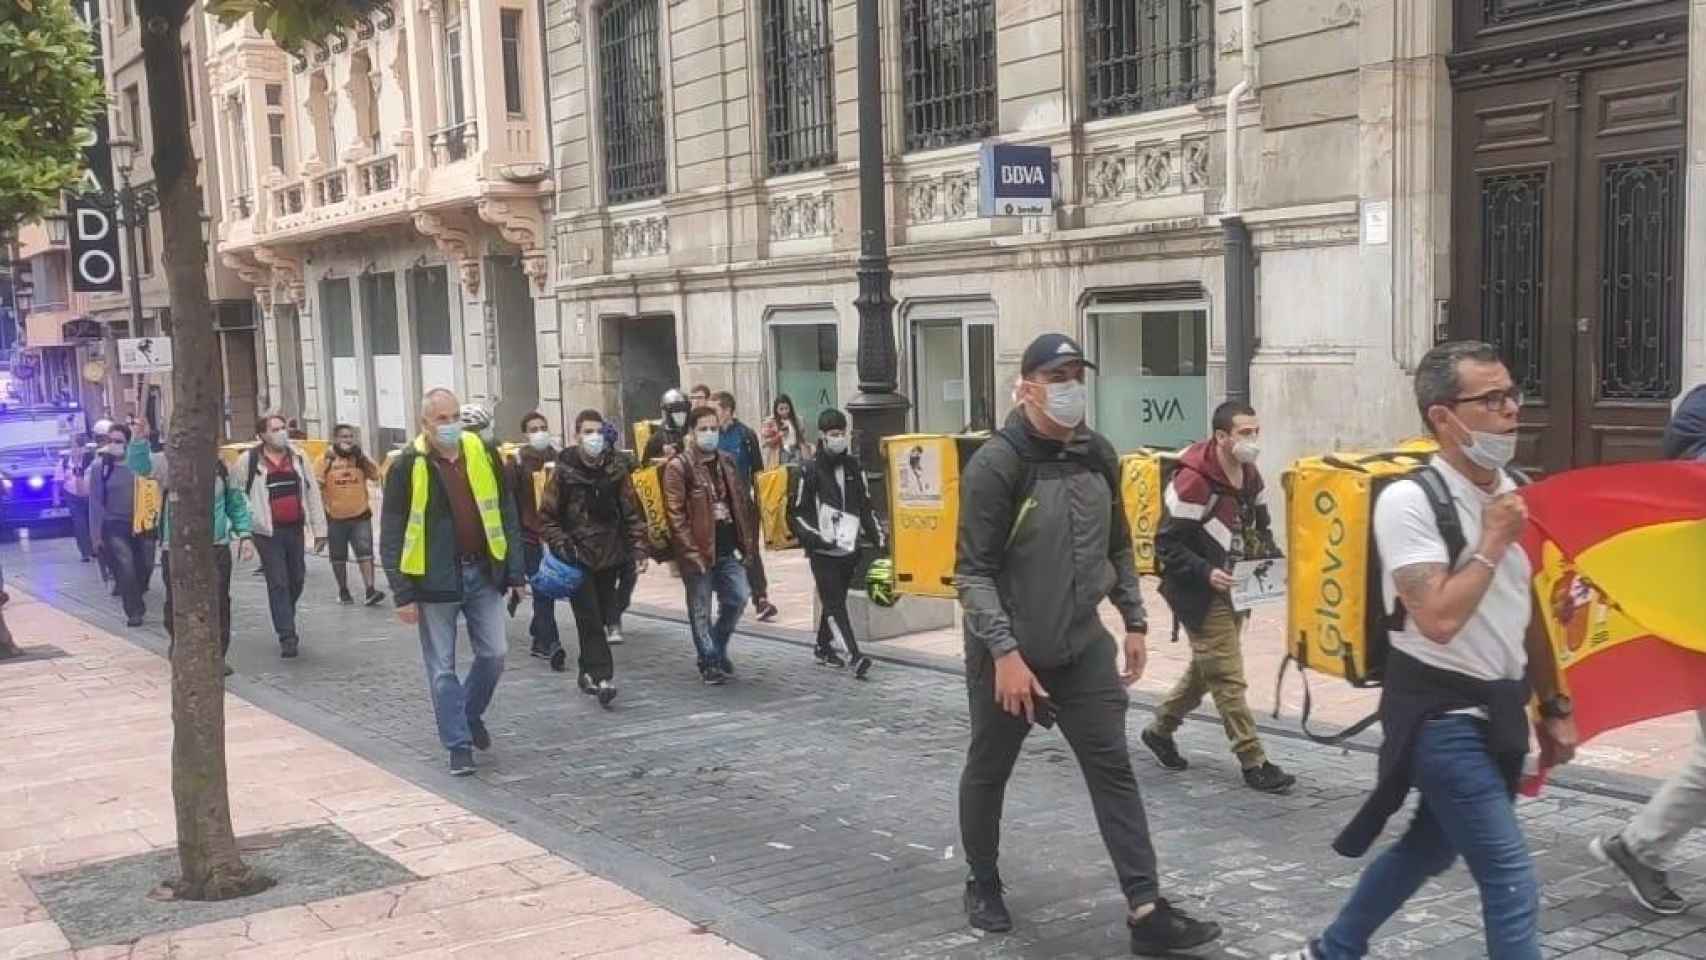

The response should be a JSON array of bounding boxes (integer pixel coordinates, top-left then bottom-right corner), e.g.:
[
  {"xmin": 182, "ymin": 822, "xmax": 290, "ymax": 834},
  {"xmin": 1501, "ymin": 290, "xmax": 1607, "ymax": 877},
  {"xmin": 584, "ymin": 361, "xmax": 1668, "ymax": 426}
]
[{"xmin": 978, "ymin": 142, "xmax": 1053, "ymax": 218}]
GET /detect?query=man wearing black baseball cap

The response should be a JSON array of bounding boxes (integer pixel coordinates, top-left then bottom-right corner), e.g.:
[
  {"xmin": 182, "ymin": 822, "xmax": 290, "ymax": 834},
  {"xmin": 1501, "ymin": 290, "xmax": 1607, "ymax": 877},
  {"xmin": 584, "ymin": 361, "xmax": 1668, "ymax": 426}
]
[{"xmin": 954, "ymin": 332, "xmax": 1221, "ymax": 954}]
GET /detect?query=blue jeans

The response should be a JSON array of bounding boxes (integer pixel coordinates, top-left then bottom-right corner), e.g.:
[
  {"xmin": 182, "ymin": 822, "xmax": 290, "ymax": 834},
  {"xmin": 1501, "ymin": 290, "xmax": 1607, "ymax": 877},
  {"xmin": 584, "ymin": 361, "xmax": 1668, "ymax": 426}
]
[
  {"xmin": 417, "ymin": 562, "xmax": 507, "ymax": 752},
  {"xmin": 682, "ymin": 554, "xmax": 749, "ymax": 668},
  {"xmin": 1318, "ymin": 715, "xmax": 1538, "ymax": 960}
]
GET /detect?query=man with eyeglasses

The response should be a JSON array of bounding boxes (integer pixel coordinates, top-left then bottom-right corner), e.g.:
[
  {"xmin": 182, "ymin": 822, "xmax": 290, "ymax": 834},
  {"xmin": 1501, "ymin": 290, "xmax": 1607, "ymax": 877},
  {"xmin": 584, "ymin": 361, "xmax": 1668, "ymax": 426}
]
[{"xmin": 1281, "ymin": 340, "xmax": 1576, "ymax": 960}]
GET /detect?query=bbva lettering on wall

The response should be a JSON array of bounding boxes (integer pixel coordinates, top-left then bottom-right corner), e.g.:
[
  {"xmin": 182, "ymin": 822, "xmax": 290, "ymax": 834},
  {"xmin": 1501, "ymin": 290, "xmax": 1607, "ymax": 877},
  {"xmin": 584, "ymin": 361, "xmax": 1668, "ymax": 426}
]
[{"xmin": 977, "ymin": 142, "xmax": 1053, "ymax": 218}]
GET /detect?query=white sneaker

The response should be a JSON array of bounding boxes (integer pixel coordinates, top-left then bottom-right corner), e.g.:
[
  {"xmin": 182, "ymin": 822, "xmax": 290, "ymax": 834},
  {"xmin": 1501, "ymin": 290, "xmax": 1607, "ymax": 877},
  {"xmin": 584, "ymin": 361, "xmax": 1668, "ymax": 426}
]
[{"xmin": 607, "ymin": 626, "xmax": 625, "ymax": 645}]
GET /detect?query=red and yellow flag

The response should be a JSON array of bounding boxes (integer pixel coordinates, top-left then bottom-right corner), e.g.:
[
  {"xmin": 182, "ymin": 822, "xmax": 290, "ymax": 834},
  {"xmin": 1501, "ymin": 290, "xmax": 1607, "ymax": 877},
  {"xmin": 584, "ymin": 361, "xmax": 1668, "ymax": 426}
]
[{"xmin": 1522, "ymin": 461, "xmax": 1706, "ymax": 785}]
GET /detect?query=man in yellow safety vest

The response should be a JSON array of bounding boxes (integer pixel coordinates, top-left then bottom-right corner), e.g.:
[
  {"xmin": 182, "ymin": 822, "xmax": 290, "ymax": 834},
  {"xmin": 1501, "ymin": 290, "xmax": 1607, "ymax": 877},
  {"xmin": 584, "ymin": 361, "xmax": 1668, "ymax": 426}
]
[{"xmin": 380, "ymin": 387, "xmax": 526, "ymax": 777}]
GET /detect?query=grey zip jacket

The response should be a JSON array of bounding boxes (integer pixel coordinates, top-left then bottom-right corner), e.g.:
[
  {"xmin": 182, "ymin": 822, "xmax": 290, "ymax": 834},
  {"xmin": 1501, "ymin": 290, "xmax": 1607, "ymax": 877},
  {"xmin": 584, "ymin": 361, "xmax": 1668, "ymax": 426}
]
[{"xmin": 955, "ymin": 410, "xmax": 1147, "ymax": 667}]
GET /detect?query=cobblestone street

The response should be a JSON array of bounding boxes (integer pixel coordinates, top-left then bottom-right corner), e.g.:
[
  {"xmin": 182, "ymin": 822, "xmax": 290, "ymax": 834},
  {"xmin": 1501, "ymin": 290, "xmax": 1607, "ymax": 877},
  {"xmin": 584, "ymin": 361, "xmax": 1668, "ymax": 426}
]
[{"xmin": 6, "ymin": 536, "xmax": 1706, "ymax": 959}]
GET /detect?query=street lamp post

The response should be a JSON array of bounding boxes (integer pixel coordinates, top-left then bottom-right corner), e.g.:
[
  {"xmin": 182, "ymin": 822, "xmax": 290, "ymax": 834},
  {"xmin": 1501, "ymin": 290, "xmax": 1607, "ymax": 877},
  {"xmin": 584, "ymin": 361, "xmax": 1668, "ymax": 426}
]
[
  {"xmin": 844, "ymin": 0, "xmax": 910, "ymax": 530},
  {"xmin": 105, "ymin": 136, "xmax": 151, "ymax": 343}
]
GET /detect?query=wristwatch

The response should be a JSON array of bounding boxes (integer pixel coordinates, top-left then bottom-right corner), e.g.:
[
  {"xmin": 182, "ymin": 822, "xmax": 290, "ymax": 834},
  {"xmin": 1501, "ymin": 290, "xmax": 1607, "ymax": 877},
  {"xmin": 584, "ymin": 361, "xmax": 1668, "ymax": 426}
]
[{"xmin": 1538, "ymin": 695, "xmax": 1573, "ymax": 719}]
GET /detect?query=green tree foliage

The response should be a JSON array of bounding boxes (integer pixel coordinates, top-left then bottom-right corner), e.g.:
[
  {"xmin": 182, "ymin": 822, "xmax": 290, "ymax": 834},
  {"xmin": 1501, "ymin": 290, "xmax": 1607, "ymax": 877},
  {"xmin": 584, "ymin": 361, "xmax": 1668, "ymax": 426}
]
[
  {"xmin": 205, "ymin": 0, "xmax": 381, "ymax": 52},
  {"xmin": 0, "ymin": 0, "xmax": 105, "ymax": 231}
]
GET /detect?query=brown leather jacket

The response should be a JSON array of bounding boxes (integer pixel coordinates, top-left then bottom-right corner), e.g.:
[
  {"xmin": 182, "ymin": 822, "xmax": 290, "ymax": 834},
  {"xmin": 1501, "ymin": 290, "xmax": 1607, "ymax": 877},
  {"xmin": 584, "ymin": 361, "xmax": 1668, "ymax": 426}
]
[{"xmin": 661, "ymin": 449, "xmax": 759, "ymax": 575}]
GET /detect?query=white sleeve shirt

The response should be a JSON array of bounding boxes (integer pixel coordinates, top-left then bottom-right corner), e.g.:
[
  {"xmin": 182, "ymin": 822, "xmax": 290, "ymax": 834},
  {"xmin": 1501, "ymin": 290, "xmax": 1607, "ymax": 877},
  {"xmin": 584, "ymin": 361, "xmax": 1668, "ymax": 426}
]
[{"xmin": 1373, "ymin": 458, "xmax": 1532, "ymax": 683}]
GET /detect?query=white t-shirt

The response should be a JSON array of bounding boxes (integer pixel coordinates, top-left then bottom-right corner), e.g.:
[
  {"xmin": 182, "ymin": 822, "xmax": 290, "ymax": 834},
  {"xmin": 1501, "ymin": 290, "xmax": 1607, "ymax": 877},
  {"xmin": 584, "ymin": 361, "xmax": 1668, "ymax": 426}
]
[{"xmin": 1374, "ymin": 456, "xmax": 1531, "ymax": 682}]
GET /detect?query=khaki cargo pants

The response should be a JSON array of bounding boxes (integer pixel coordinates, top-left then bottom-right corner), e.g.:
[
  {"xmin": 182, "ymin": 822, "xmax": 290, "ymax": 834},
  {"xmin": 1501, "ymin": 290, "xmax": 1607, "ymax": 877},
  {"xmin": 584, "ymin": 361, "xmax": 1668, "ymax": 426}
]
[{"xmin": 1150, "ymin": 596, "xmax": 1266, "ymax": 769}]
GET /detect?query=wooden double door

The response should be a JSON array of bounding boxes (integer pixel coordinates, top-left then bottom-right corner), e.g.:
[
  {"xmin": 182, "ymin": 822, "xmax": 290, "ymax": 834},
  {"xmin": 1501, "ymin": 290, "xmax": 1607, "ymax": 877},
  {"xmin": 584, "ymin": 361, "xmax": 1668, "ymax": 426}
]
[{"xmin": 1450, "ymin": 5, "xmax": 1689, "ymax": 473}]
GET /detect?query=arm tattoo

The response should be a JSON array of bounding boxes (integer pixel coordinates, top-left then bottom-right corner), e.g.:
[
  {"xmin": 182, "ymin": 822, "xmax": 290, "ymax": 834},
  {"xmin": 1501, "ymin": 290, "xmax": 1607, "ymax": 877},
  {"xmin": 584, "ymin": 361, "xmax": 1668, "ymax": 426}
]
[{"xmin": 1393, "ymin": 563, "xmax": 1448, "ymax": 611}]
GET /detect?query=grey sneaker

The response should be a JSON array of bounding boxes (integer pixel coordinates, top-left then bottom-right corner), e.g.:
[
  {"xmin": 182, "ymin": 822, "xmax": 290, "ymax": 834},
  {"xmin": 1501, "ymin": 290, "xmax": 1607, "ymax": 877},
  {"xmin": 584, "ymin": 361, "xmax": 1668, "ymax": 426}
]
[
  {"xmin": 1592, "ymin": 833, "xmax": 1686, "ymax": 915},
  {"xmin": 449, "ymin": 748, "xmax": 477, "ymax": 777}
]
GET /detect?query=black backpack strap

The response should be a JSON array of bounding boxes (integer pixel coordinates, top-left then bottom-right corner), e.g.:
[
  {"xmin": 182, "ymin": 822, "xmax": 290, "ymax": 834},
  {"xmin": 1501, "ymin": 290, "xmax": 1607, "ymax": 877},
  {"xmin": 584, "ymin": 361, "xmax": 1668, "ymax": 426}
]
[
  {"xmin": 1272, "ymin": 653, "xmax": 1381, "ymax": 745},
  {"xmin": 993, "ymin": 426, "xmax": 1122, "ymax": 548},
  {"xmin": 243, "ymin": 443, "xmax": 267, "ymax": 495},
  {"xmin": 1384, "ymin": 465, "xmax": 1464, "ymax": 633}
]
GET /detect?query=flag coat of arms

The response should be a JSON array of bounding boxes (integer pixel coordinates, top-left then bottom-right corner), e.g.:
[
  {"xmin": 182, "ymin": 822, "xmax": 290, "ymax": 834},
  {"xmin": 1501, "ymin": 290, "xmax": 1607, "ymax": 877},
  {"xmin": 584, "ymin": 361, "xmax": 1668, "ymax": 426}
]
[{"xmin": 1522, "ymin": 461, "xmax": 1706, "ymax": 784}]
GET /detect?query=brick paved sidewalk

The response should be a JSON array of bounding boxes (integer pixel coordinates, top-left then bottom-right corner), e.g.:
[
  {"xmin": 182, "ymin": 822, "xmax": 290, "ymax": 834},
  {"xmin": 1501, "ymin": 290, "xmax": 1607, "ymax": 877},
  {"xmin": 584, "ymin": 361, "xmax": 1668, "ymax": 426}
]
[
  {"xmin": 0, "ymin": 590, "xmax": 754, "ymax": 960},
  {"xmin": 631, "ymin": 548, "xmax": 1701, "ymax": 782}
]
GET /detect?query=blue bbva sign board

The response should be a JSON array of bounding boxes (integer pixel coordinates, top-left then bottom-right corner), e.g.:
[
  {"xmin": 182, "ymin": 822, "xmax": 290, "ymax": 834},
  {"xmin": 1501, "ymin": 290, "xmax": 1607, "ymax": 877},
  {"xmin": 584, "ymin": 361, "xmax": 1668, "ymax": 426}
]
[{"xmin": 978, "ymin": 143, "xmax": 1053, "ymax": 217}]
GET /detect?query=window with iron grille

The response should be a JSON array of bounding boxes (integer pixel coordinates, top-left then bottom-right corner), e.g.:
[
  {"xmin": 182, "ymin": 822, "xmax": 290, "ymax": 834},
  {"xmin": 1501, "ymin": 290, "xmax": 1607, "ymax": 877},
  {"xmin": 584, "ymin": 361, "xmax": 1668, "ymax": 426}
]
[
  {"xmin": 1084, "ymin": 0, "xmax": 1214, "ymax": 119},
  {"xmin": 761, "ymin": 0, "xmax": 835, "ymax": 176},
  {"xmin": 901, "ymin": 0, "xmax": 996, "ymax": 153},
  {"xmin": 599, "ymin": 0, "xmax": 667, "ymax": 203}
]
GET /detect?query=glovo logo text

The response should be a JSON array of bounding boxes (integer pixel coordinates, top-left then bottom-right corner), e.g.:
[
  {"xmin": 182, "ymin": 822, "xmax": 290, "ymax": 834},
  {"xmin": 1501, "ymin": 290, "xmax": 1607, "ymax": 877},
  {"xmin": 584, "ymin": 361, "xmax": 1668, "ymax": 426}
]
[{"xmin": 1313, "ymin": 488, "xmax": 1349, "ymax": 658}]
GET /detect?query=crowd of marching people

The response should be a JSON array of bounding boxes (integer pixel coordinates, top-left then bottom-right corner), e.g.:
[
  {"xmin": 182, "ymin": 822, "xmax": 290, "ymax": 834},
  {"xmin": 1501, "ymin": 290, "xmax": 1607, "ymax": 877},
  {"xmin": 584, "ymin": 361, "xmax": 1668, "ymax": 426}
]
[
  {"xmin": 43, "ymin": 329, "xmax": 1706, "ymax": 957},
  {"xmin": 61, "ymin": 381, "xmax": 886, "ymax": 778}
]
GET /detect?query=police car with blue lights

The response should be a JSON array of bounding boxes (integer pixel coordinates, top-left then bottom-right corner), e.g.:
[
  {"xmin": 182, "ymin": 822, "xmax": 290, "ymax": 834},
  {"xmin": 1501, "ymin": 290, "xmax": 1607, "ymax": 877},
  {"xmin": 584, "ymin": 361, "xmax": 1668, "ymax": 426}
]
[{"xmin": 0, "ymin": 403, "xmax": 85, "ymax": 538}]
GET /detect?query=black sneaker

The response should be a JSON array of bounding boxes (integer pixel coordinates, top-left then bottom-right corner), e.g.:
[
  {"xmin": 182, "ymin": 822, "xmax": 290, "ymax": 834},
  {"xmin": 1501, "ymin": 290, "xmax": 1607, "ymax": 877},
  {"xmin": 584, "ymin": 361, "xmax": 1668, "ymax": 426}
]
[
  {"xmin": 223, "ymin": 664, "xmax": 234, "ymax": 678},
  {"xmin": 853, "ymin": 655, "xmax": 874, "ymax": 680},
  {"xmin": 815, "ymin": 646, "xmax": 846, "ymax": 668},
  {"xmin": 1128, "ymin": 898, "xmax": 1221, "ymax": 955},
  {"xmin": 718, "ymin": 655, "xmax": 735, "ymax": 677},
  {"xmin": 1592, "ymin": 833, "xmax": 1686, "ymax": 915},
  {"xmin": 596, "ymin": 680, "xmax": 618, "ymax": 708},
  {"xmin": 963, "ymin": 877, "xmax": 1013, "ymax": 933},
  {"xmin": 578, "ymin": 673, "xmax": 598, "ymax": 696},
  {"xmin": 550, "ymin": 648, "xmax": 567, "ymax": 673},
  {"xmin": 1243, "ymin": 762, "xmax": 1297, "ymax": 794},
  {"xmin": 338, "ymin": 590, "xmax": 355, "ymax": 605},
  {"xmin": 1141, "ymin": 727, "xmax": 1188, "ymax": 771},
  {"xmin": 280, "ymin": 638, "xmax": 299, "ymax": 659},
  {"xmin": 700, "ymin": 665, "xmax": 727, "ymax": 686},
  {"xmin": 468, "ymin": 719, "xmax": 492, "ymax": 751},
  {"xmin": 449, "ymin": 748, "xmax": 476, "ymax": 777},
  {"xmin": 755, "ymin": 599, "xmax": 779, "ymax": 622},
  {"xmin": 126, "ymin": 615, "xmax": 144, "ymax": 628},
  {"xmin": 530, "ymin": 645, "xmax": 551, "ymax": 660},
  {"xmin": 365, "ymin": 589, "xmax": 387, "ymax": 607}
]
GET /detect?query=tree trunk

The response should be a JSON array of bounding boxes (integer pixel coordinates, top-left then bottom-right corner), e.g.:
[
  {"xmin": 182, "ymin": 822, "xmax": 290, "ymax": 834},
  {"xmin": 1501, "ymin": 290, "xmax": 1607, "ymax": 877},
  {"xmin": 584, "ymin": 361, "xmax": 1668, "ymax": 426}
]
[{"xmin": 139, "ymin": 0, "xmax": 270, "ymax": 902}]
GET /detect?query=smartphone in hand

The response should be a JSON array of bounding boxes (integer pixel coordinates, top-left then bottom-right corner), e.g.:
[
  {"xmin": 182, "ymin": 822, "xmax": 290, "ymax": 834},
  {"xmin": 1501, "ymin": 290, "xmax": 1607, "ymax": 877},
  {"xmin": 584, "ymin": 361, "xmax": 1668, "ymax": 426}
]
[
  {"xmin": 1033, "ymin": 696, "xmax": 1058, "ymax": 729},
  {"xmin": 506, "ymin": 591, "xmax": 522, "ymax": 618}
]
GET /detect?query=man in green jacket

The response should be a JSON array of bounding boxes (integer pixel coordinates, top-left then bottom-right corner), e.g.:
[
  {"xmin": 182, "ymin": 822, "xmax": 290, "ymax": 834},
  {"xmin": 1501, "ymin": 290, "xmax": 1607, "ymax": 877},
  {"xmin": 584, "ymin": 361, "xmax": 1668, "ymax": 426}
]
[{"xmin": 128, "ymin": 420, "xmax": 252, "ymax": 674}]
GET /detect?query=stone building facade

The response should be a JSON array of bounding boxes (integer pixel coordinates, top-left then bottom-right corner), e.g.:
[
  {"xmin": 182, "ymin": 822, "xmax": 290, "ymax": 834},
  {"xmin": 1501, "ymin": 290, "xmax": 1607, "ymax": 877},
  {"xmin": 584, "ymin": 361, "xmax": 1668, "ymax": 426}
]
[
  {"xmin": 539, "ymin": 0, "xmax": 1702, "ymax": 491},
  {"xmin": 210, "ymin": 0, "xmax": 554, "ymax": 449}
]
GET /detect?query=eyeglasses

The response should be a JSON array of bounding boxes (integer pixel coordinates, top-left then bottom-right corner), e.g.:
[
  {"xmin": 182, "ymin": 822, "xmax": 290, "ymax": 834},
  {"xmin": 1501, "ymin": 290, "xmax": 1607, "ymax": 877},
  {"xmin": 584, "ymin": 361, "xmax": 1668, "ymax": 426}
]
[{"xmin": 1451, "ymin": 388, "xmax": 1524, "ymax": 412}]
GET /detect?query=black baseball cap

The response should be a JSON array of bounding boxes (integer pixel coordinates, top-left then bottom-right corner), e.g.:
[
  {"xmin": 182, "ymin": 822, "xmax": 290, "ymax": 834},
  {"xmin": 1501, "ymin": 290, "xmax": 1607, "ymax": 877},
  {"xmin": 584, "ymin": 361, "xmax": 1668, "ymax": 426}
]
[{"xmin": 1020, "ymin": 333, "xmax": 1097, "ymax": 377}]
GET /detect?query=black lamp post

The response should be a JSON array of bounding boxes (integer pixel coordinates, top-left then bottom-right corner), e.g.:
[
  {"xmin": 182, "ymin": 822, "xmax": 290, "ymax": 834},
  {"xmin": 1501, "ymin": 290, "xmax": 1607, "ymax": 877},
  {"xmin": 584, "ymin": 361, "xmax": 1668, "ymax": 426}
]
[
  {"xmin": 844, "ymin": 0, "xmax": 910, "ymax": 529},
  {"xmin": 102, "ymin": 135, "xmax": 157, "ymax": 341}
]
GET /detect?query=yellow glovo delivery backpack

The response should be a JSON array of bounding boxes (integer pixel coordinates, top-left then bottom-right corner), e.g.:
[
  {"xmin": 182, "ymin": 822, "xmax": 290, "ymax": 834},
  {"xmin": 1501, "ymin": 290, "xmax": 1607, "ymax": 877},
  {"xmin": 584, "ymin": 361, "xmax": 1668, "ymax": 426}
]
[{"xmin": 1279, "ymin": 438, "xmax": 1441, "ymax": 741}]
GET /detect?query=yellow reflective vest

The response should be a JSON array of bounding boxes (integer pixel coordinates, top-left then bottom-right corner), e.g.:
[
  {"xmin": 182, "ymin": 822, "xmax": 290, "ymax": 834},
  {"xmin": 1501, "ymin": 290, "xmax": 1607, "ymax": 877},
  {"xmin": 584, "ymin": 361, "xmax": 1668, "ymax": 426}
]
[{"xmin": 399, "ymin": 432, "xmax": 508, "ymax": 576}]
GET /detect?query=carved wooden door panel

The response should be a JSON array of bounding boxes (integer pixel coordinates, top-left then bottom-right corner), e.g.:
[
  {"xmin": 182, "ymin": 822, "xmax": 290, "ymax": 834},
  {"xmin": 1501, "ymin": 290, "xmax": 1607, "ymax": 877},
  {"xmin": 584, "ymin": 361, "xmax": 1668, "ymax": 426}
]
[
  {"xmin": 1451, "ymin": 57, "xmax": 1686, "ymax": 470},
  {"xmin": 1571, "ymin": 60, "xmax": 1688, "ymax": 464}
]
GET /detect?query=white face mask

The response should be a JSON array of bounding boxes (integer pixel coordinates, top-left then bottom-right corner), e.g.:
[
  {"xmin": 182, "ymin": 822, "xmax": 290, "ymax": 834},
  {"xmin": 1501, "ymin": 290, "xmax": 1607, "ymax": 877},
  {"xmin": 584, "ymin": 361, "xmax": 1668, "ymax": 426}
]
[
  {"xmin": 1458, "ymin": 419, "xmax": 1518, "ymax": 471},
  {"xmin": 824, "ymin": 434, "xmax": 849, "ymax": 455},
  {"xmin": 580, "ymin": 432, "xmax": 606, "ymax": 457},
  {"xmin": 1232, "ymin": 439, "xmax": 1261, "ymax": 465},
  {"xmin": 1031, "ymin": 379, "xmax": 1088, "ymax": 428},
  {"xmin": 107, "ymin": 442, "xmax": 126, "ymax": 458},
  {"xmin": 528, "ymin": 431, "xmax": 552, "ymax": 451},
  {"xmin": 695, "ymin": 429, "xmax": 720, "ymax": 452},
  {"xmin": 266, "ymin": 429, "xmax": 289, "ymax": 448},
  {"xmin": 669, "ymin": 411, "xmax": 687, "ymax": 429}
]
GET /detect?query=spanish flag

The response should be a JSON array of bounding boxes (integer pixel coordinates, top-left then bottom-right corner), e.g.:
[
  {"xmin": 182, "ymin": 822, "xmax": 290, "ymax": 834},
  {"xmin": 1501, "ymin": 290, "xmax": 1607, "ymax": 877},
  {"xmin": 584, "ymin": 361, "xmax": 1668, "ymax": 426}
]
[{"xmin": 1522, "ymin": 461, "xmax": 1706, "ymax": 787}]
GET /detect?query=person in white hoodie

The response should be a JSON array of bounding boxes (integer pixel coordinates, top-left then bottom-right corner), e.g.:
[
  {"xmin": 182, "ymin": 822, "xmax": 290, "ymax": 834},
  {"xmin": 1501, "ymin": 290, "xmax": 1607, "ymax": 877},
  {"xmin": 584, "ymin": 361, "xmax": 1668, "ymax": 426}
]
[{"xmin": 231, "ymin": 415, "xmax": 328, "ymax": 658}]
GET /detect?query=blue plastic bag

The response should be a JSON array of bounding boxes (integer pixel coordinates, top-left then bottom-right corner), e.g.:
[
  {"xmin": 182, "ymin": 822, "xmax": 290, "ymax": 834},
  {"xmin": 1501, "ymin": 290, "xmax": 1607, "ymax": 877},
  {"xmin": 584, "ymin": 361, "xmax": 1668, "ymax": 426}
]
[{"xmin": 529, "ymin": 550, "xmax": 586, "ymax": 600}]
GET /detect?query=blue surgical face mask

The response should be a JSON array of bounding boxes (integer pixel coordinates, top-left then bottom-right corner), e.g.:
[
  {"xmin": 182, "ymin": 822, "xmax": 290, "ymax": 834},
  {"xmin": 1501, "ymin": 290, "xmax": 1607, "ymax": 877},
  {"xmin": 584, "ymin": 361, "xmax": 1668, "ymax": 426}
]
[
  {"xmin": 434, "ymin": 423, "xmax": 462, "ymax": 448},
  {"xmin": 696, "ymin": 428, "xmax": 721, "ymax": 452},
  {"xmin": 580, "ymin": 432, "xmax": 607, "ymax": 457}
]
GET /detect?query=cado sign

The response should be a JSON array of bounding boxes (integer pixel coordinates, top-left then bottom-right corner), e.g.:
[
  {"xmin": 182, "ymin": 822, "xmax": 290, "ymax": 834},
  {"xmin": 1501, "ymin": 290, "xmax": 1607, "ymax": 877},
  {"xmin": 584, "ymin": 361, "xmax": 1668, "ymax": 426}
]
[{"xmin": 978, "ymin": 142, "xmax": 1053, "ymax": 217}]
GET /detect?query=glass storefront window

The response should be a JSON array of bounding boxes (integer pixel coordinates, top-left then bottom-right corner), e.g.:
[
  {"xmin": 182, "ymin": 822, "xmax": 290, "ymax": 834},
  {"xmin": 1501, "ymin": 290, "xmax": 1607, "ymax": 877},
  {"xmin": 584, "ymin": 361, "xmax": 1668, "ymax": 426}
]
[
  {"xmin": 911, "ymin": 314, "xmax": 995, "ymax": 434},
  {"xmin": 770, "ymin": 320, "xmax": 837, "ymax": 443},
  {"xmin": 1089, "ymin": 304, "xmax": 1208, "ymax": 451},
  {"xmin": 321, "ymin": 278, "xmax": 360, "ymax": 432},
  {"xmin": 362, "ymin": 272, "xmax": 405, "ymax": 451}
]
